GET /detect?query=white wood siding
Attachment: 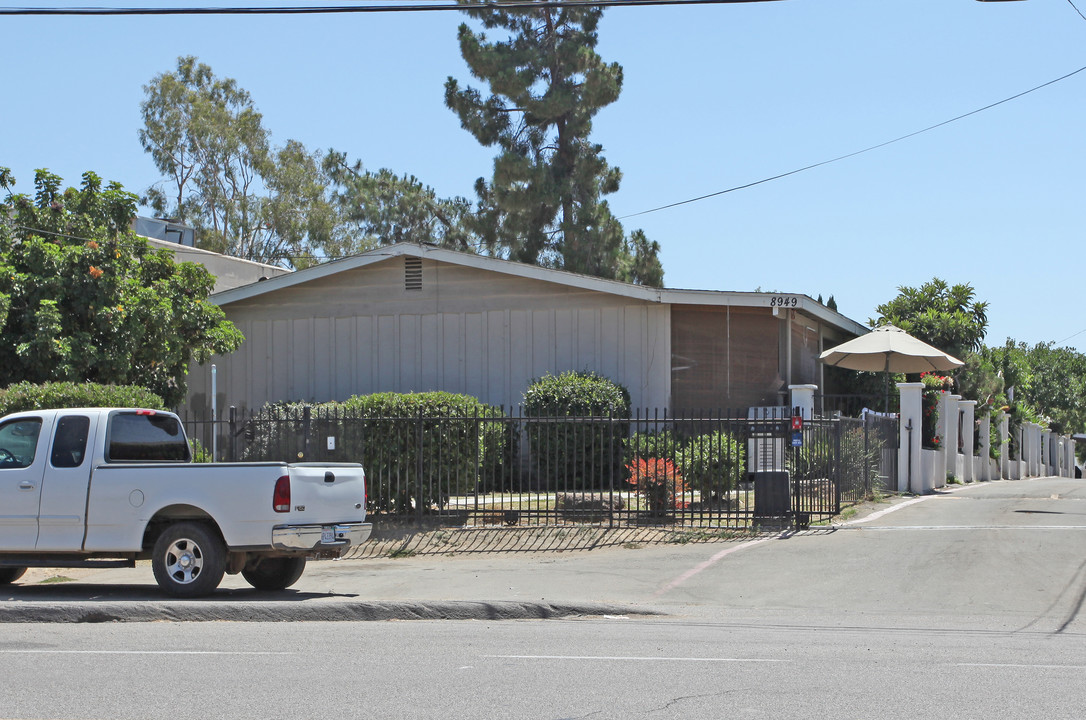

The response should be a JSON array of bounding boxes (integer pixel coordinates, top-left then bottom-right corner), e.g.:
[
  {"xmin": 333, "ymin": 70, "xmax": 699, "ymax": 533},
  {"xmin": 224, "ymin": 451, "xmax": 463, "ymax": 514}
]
[{"xmin": 185, "ymin": 258, "xmax": 671, "ymax": 417}]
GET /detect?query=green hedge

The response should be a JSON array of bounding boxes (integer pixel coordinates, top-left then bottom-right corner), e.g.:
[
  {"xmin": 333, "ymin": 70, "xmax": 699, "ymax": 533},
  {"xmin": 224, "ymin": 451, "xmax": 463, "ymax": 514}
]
[
  {"xmin": 677, "ymin": 430, "xmax": 745, "ymax": 500},
  {"xmin": 523, "ymin": 371, "xmax": 630, "ymax": 490},
  {"xmin": 0, "ymin": 381, "xmax": 165, "ymax": 415},
  {"xmin": 242, "ymin": 392, "xmax": 506, "ymax": 513}
]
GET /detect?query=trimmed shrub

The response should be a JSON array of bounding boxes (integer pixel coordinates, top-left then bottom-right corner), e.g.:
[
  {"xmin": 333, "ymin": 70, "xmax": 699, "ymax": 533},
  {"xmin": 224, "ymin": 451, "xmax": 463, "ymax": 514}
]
[
  {"xmin": 523, "ymin": 371, "xmax": 630, "ymax": 490},
  {"xmin": 677, "ymin": 430, "xmax": 745, "ymax": 500},
  {"xmin": 241, "ymin": 392, "xmax": 506, "ymax": 514},
  {"xmin": 627, "ymin": 430, "xmax": 681, "ymax": 464},
  {"xmin": 0, "ymin": 381, "xmax": 165, "ymax": 415}
]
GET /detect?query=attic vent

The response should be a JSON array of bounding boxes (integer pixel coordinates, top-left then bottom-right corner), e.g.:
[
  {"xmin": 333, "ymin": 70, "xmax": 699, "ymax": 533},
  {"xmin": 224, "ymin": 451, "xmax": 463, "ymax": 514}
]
[{"xmin": 404, "ymin": 257, "xmax": 423, "ymax": 291}]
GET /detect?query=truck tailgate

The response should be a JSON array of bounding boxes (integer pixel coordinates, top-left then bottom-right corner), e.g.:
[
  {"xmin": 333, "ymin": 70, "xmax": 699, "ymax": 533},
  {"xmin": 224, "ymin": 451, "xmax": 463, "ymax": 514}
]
[{"xmin": 283, "ymin": 463, "xmax": 366, "ymax": 523}]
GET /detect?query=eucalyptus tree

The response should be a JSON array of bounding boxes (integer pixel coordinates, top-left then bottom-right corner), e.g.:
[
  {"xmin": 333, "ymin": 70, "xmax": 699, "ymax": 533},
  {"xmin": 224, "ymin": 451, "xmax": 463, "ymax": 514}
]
[
  {"xmin": 445, "ymin": 1, "xmax": 663, "ymax": 285},
  {"xmin": 322, "ymin": 151, "xmax": 475, "ymax": 254},
  {"xmin": 140, "ymin": 56, "xmax": 335, "ymax": 267}
]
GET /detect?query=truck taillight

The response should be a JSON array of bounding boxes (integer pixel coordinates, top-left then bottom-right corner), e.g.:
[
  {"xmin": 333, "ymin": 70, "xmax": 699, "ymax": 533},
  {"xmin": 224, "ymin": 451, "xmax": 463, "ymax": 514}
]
[{"xmin": 273, "ymin": 475, "xmax": 291, "ymax": 513}]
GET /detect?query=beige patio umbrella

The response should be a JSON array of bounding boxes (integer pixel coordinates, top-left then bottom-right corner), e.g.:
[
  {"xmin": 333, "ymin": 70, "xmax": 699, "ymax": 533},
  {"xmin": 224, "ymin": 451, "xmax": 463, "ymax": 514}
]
[{"xmin": 819, "ymin": 324, "xmax": 964, "ymax": 411}]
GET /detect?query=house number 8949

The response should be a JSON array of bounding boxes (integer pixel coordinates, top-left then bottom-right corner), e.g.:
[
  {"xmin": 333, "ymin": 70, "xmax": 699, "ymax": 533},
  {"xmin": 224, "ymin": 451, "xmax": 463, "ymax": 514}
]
[{"xmin": 770, "ymin": 296, "xmax": 798, "ymax": 308}]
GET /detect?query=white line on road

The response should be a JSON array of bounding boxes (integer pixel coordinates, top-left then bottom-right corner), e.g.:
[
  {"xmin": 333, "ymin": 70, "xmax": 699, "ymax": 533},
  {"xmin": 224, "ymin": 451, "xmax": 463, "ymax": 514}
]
[
  {"xmin": 843, "ymin": 525, "xmax": 1086, "ymax": 531},
  {"xmin": 840, "ymin": 496, "xmax": 929, "ymax": 525},
  {"xmin": 955, "ymin": 663, "xmax": 1086, "ymax": 670},
  {"xmin": 0, "ymin": 650, "xmax": 291, "ymax": 655},
  {"xmin": 484, "ymin": 655, "xmax": 788, "ymax": 663}
]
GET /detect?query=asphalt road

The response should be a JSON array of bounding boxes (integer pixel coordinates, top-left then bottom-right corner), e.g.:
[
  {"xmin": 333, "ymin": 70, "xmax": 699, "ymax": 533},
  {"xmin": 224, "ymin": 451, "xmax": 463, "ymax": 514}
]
[{"xmin": 1, "ymin": 476, "xmax": 1085, "ymax": 719}]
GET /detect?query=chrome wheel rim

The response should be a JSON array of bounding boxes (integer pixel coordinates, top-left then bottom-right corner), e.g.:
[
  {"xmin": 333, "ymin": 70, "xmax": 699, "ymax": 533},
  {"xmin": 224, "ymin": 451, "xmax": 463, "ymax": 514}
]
[{"xmin": 164, "ymin": 538, "xmax": 203, "ymax": 585}]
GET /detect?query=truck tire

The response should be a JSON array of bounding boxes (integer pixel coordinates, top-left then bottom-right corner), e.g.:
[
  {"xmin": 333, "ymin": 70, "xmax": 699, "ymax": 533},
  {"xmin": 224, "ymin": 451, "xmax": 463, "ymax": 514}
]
[
  {"xmin": 151, "ymin": 522, "xmax": 226, "ymax": 597},
  {"xmin": 241, "ymin": 556, "xmax": 307, "ymax": 591},
  {"xmin": 0, "ymin": 567, "xmax": 26, "ymax": 585}
]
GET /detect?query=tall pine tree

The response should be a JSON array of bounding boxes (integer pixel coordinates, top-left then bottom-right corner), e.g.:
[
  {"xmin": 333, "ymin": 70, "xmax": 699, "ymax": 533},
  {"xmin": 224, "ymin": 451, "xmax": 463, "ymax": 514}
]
[{"xmin": 445, "ymin": 2, "xmax": 663, "ymax": 286}]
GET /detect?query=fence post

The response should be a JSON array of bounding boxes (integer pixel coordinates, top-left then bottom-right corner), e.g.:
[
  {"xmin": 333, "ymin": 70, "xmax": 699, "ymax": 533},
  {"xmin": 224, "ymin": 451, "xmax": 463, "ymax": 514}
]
[
  {"xmin": 609, "ymin": 407, "xmax": 615, "ymax": 529},
  {"xmin": 416, "ymin": 406, "xmax": 424, "ymax": 524},
  {"xmin": 960, "ymin": 401, "xmax": 976, "ymax": 483},
  {"xmin": 863, "ymin": 414, "xmax": 871, "ymax": 498},
  {"xmin": 302, "ymin": 406, "xmax": 311, "ymax": 461},
  {"xmin": 229, "ymin": 406, "xmax": 237, "ymax": 462},
  {"xmin": 897, "ymin": 383, "xmax": 923, "ymax": 493},
  {"xmin": 833, "ymin": 418, "xmax": 842, "ymax": 514}
]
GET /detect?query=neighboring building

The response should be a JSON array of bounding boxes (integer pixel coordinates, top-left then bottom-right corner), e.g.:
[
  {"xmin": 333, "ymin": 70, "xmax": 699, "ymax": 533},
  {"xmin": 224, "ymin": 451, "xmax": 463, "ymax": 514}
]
[
  {"xmin": 183, "ymin": 243, "xmax": 867, "ymax": 417},
  {"xmin": 132, "ymin": 216, "xmax": 291, "ymax": 293}
]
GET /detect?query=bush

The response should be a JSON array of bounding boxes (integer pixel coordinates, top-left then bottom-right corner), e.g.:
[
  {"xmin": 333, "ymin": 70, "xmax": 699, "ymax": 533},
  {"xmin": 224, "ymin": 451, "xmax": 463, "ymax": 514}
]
[
  {"xmin": 189, "ymin": 438, "xmax": 213, "ymax": 463},
  {"xmin": 523, "ymin": 371, "xmax": 630, "ymax": 490},
  {"xmin": 242, "ymin": 392, "xmax": 506, "ymax": 514},
  {"xmin": 788, "ymin": 436, "xmax": 833, "ymax": 481},
  {"xmin": 627, "ymin": 429, "xmax": 681, "ymax": 463},
  {"xmin": 626, "ymin": 457, "xmax": 687, "ymax": 516},
  {"xmin": 677, "ymin": 430, "xmax": 745, "ymax": 500},
  {"xmin": 0, "ymin": 381, "xmax": 165, "ymax": 415}
]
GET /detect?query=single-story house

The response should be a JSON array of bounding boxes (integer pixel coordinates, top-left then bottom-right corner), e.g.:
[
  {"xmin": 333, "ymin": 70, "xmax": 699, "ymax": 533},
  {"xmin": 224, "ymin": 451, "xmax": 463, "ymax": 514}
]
[
  {"xmin": 182, "ymin": 243, "xmax": 867, "ymax": 418},
  {"xmin": 134, "ymin": 216, "xmax": 290, "ymax": 293}
]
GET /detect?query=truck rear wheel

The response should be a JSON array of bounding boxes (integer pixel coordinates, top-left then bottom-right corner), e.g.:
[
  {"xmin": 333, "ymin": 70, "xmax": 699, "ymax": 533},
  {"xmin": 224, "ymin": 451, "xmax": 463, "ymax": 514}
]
[
  {"xmin": 241, "ymin": 556, "xmax": 306, "ymax": 591},
  {"xmin": 151, "ymin": 522, "xmax": 226, "ymax": 597},
  {"xmin": 0, "ymin": 567, "xmax": 26, "ymax": 585}
]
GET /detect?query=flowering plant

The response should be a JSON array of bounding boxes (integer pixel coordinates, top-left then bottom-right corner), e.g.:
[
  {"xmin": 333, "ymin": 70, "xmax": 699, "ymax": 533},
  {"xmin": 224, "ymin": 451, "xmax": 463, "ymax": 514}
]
[
  {"xmin": 626, "ymin": 457, "xmax": 687, "ymax": 516},
  {"xmin": 919, "ymin": 373, "xmax": 952, "ymax": 449}
]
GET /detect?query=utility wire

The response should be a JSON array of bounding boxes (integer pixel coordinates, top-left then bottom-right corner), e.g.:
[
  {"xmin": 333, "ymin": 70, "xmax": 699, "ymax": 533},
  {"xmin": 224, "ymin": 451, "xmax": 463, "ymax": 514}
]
[
  {"xmin": 620, "ymin": 63, "xmax": 1086, "ymax": 219},
  {"xmin": 1055, "ymin": 328, "xmax": 1086, "ymax": 346},
  {"xmin": 1068, "ymin": 0, "xmax": 1086, "ymax": 23},
  {"xmin": 0, "ymin": 0, "xmax": 785, "ymax": 16}
]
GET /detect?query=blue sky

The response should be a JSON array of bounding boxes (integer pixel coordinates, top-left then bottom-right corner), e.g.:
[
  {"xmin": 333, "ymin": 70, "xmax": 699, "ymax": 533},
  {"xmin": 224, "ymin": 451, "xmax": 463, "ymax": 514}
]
[{"xmin": 2, "ymin": 0, "xmax": 1084, "ymax": 352}]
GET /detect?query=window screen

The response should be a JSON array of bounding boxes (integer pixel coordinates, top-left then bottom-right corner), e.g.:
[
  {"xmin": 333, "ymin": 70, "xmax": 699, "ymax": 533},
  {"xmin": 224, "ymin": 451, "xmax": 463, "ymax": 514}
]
[
  {"xmin": 51, "ymin": 415, "xmax": 90, "ymax": 468},
  {"xmin": 107, "ymin": 413, "xmax": 190, "ymax": 462}
]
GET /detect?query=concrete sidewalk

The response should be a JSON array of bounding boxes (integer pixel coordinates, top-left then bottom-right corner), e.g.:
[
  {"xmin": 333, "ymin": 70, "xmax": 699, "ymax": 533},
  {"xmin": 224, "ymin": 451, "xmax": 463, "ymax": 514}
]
[
  {"xmin": 0, "ymin": 495, "xmax": 913, "ymax": 624},
  {"xmin": 0, "ymin": 530, "xmax": 774, "ymax": 623}
]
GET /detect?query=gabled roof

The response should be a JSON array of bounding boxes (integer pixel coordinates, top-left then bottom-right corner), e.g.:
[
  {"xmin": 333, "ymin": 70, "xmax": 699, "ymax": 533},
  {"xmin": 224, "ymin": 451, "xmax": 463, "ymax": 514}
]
[{"xmin": 211, "ymin": 243, "xmax": 867, "ymax": 336}]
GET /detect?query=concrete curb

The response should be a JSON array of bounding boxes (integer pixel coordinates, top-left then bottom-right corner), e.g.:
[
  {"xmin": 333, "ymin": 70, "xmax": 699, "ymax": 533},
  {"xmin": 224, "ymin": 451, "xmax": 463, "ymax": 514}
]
[{"xmin": 0, "ymin": 600, "xmax": 661, "ymax": 624}]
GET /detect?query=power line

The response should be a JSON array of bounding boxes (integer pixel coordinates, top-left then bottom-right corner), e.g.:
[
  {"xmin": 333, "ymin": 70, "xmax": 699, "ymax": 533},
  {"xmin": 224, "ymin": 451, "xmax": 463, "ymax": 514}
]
[
  {"xmin": 0, "ymin": 0, "xmax": 785, "ymax": 16},
  {"xmin": 619, "ymin": 63, "xmax": 1086, "ymax": 219},
  {"xmin": 1068, "ymin": 0, "xmax": 1086, "ymax": 23},
  {"xmin": 1055, "ymin": 328, "xmax": 1086, "ymax": 346}
]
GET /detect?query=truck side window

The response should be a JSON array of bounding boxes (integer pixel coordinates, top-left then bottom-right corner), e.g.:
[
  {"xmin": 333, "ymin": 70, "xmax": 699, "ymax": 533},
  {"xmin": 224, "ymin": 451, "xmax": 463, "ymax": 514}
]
[
  {"xmin": 51, "ymin": 415, "xmax": 91, "ymax": 468},
  {"xmin": 0, "ymin": 418, "xmax": 43, "ymax": 469},
  {"xmin": 107, "ymin": 413, "xmax": 190, "ymax": 462}
]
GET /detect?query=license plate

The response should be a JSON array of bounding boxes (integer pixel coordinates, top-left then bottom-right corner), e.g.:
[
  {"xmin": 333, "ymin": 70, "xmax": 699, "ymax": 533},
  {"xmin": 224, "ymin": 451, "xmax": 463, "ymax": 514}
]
[{"xmin": 321, "ymin": 527, "xmax": 335, "ymax": 544}]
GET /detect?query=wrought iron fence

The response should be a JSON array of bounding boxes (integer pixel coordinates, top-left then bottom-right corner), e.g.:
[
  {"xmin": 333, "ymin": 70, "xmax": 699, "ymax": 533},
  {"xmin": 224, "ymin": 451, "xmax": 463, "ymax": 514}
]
[{"xmin": 178, "ymin": 405, "xmax": 899, "ymax": 529}]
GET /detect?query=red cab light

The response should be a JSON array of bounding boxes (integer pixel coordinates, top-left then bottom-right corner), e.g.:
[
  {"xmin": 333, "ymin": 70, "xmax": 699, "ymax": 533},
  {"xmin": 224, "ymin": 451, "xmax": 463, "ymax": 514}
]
[{"xmin": 273, "ymin": 475, "xmax": 291, "ymax": 513}]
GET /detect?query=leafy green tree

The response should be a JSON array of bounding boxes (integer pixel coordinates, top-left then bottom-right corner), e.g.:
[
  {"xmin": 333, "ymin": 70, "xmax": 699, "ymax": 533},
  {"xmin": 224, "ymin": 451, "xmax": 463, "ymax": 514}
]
[
  {"xmin": 140, "ymin": 56, "xmax": 336, "ymax": 267},
  {"xmin": 872, "ymin": 278, "xmax": 988, "ymax": 361},
  {"xmin": 445, "ymin": 2, "xmax": 663, "ymax": 286},
  {"xmin": 985, "ymin": 340, "xmax": 1086, "ymax": 435},
  {"xmin": 322, "ymin": 152, "xmax": 475, "ymax": 253},
  {"xmin": 0, "ymin": 168, "xmax": 243, "ymax": 406}
]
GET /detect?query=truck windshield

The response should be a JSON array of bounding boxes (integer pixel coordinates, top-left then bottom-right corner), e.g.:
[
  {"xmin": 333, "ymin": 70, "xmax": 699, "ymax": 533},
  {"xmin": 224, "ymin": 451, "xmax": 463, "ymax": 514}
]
[{"xmin": 107, "ymin": 413, "xmax": 190, "ymax": 462}]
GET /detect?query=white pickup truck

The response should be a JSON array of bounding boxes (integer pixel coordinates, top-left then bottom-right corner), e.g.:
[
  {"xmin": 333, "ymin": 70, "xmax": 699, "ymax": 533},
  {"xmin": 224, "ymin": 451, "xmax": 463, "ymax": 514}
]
[{"xmin": 0, "ymin": 408, "xmax": 371, "ymax": 596}]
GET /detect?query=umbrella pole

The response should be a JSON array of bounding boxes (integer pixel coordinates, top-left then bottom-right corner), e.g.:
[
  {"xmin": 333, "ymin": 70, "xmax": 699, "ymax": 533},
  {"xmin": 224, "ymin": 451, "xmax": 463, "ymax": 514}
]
[{"xmin": 883, "ymin": 355, "xmax": 890, "ymax": 414}]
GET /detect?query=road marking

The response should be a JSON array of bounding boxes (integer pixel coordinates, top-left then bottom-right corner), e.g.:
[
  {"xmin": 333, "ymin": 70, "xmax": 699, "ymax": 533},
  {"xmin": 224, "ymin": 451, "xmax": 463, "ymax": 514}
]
[
  {"xmin": 650, "ymin": 535, "xmax": 776, "ymax": 598},
  {"xmin": 842, "ymin": 525, "xmax": 1086, "ymax": 531},
  {"xmin": 955, "ymin": 663, "xmax": 1086, "ymax": 670},
  {"xmin": 0, "ymin": 650, "xmax": 291, "ymax": 655},
  {"xmin": 485, "ymin": 655, "xmax": 787, "ymax": 663},
  {"xmin": 841, "ymin": 497, "xmax": 929, "ymax": 525}
]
